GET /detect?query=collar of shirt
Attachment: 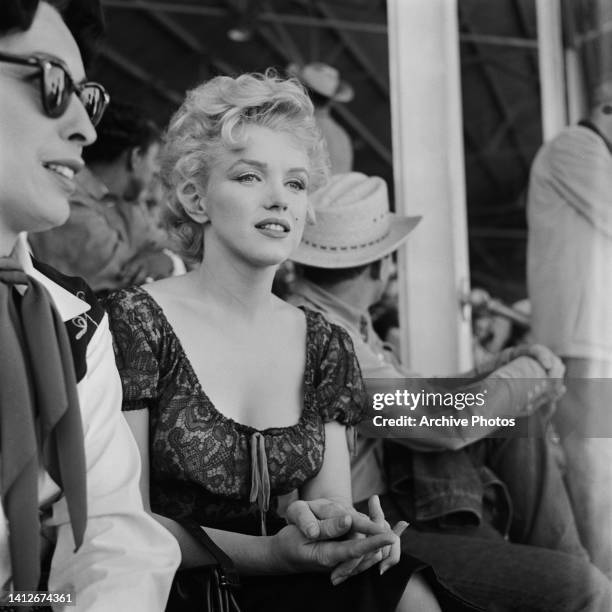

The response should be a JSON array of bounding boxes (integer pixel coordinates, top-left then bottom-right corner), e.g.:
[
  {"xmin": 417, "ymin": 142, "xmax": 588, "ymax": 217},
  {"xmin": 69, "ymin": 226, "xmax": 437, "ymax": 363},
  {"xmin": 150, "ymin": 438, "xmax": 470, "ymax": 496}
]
[
  {"xmin": 292, "ymin": 278, "xmax": 373, "ymax": 343},
  {"xmin": 16, "ymin": 234, "xmax": 90, "ymax": 322}
]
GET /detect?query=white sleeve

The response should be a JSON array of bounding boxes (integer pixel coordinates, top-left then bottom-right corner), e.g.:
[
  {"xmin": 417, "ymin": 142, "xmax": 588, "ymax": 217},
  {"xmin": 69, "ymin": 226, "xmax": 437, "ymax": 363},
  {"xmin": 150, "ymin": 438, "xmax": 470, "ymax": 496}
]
[
  {"xmin": 545, "ymin": 128, "xmax": 612, "ymax": 238},
  {"xmin": 46, "ymin": 315, "xmax": 180, "ymax": 612}
]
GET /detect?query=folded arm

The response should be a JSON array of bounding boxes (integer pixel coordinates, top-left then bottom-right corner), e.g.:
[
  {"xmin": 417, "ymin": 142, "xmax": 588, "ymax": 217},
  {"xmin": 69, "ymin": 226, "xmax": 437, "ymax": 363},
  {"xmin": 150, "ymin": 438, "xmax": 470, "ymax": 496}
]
[{"xmin": 357, "ymin": 334, "xmax": 563, "ymax": 451}]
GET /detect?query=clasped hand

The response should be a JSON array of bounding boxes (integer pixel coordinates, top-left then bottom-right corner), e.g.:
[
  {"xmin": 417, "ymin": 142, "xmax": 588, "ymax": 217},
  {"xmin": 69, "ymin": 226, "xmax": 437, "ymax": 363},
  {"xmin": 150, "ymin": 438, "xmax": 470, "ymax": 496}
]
[{"xmin": 275, "ymin": 496, "xmax": 407, "ymax": 585}]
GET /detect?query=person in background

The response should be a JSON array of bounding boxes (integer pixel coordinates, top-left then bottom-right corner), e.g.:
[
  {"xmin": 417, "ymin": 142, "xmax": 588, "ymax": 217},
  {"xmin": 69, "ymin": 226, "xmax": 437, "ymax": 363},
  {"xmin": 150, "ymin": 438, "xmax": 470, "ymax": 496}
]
[
  {"xmin": 288, "ymin": 61, "xmax": 354, "ymax": 174},
  {"xmin": 29, "ymin": 100, "xmax": 176, "ymax": 293},
  {"xmin": 0, "ymin": 0, "xmax": 180, "ymax": 609},
  {"xmin": 289, "ymin": 172, "xmax": 612, "ymax": 611},
  {"xmin": 137, "ymin": 172, "xmax": 187, "ymax": 275},
  {"xmin": 527, "ymin": 78, "xmax": 612, "ymax": 578}
]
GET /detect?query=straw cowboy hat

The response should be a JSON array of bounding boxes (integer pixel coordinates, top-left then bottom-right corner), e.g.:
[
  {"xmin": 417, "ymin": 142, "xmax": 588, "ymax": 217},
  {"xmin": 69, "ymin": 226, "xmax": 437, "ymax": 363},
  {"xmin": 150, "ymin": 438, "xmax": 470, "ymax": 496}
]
[
  {"xmin": 292, "ymin": 172, "xmax": 421, "ymax": 269},
  {"xmin": 287, "ymin": 62, "xmax": 354, "ymax": 103}
]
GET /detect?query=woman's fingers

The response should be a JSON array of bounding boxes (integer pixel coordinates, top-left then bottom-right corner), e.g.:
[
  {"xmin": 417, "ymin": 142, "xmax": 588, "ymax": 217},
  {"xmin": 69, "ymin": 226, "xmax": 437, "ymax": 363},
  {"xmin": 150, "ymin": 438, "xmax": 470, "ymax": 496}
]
[
  {"xmin": 330, "ymin": 531, "xmax": 384, "ymax": 584},
  {"xmin": 330, "ymin": 535, "xmax": 366, "ymax": 584},
  {"xmin": 380, "ymin": 544, "xmax": 392, "ymax": 564},
  {"xmin": 349, "ymin": 512, "xmax": 388, "ymax": 536},
  {"xmin": 366, "ymin": 496, "xmax": 392, "ymax": 561},
  {"xmin": 379, "ymin": 521, "xmax": 409, "ymax": 575},
  {"xmin": 368, "ymin": 494, "xmax": 385, "ymax": 524},
  {"xmin": 331, "ymin": 549, "xmax": 383, "ymax": 585},
  {"xmin": 329, "ymin": 497, "xmax": 403, "ymax": 585},
  {"xmin": 316, "ymin": 530, "xmax": 395, "ymax": 572},
  {"xmin": 286, "ymin": 499, "xmax": 352, "ymax": 540}
]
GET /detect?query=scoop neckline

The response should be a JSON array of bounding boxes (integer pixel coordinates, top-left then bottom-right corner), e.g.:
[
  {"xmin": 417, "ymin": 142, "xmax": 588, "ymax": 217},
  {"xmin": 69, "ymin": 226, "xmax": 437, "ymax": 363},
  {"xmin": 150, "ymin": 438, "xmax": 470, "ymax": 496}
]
[{"xmin": 133, "ymin": 286, "xmax": 319, "ymax": 436}]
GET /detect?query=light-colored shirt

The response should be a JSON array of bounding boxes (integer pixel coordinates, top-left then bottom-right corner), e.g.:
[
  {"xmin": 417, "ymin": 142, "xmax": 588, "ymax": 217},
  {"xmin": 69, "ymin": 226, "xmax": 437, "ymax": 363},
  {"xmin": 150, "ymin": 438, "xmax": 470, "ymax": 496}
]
[
  {"xmin": 527, "ymin": 123, "xmax": 612, "ymax": 361},
  {"xmin": 0, "ymin": 236, "xmax": 180, "ymax": 611},
  {"xmin": 290, "ymin": 278, "xmax": 554, "ymax": 502},
  {"xmin": 314, "ymin": 107, "xmax": 353, "ymax": 175}
]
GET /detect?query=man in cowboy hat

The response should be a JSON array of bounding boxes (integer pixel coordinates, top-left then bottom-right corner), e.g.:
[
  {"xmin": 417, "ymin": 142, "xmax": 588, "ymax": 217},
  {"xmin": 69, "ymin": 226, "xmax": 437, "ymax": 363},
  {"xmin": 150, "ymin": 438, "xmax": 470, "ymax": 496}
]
[
  {"xmin": 288, "ymin": 62, "xmax": 354, "ymax": 174},
  {"xmin": 288, "ymin": 172, "xmax": 611, "ymax": 611}
]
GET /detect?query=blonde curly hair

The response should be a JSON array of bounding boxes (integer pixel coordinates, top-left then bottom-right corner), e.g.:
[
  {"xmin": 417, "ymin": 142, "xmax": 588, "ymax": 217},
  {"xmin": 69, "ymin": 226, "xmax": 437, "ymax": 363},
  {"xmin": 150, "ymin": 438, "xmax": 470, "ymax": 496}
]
[{"xmin": 160, "ymin": 70, "xmax": 330, "ymax": 263}]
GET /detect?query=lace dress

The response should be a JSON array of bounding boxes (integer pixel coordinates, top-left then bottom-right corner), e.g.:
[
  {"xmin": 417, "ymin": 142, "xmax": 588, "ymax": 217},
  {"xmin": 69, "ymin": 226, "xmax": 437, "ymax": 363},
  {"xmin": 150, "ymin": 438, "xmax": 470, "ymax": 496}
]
[{"xmin": 104, "ymin": 287, "xmax": 428, "ymax": 611}]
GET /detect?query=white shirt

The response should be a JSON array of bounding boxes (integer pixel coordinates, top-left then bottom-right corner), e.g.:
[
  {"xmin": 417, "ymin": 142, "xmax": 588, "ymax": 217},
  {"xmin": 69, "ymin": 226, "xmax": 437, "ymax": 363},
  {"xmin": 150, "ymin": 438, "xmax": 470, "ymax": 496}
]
[
  {"xmin": 0, "ymin": 235, "xmax": 180, "ymax": 610},
  {"xmin": 527, "ymin": 123, "xmax": 612, "ymax": 361}
]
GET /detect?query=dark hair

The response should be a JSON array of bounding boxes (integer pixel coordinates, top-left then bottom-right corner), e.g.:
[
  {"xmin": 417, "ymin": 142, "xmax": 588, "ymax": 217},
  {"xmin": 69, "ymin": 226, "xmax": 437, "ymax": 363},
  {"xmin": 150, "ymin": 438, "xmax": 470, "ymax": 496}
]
[
  {"xmin": 0, "ymin": 0, "xmax": 105, "ymax": 69},
  {"xmin": 298, "ymin": 262, "xmax": 373, "ymax": 286},
  {"xmin": 83, "ymin": 100, "xmax": 161, "ymax": 165},
  {"xmin": 308, "ymin": 90, "xmax": 332, "ymax": 107}
]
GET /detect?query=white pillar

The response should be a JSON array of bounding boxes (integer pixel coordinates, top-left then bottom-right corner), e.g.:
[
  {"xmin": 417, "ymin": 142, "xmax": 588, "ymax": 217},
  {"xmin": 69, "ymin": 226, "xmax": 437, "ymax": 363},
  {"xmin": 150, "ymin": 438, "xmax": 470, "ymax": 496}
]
[
  {"xmin": 536, "ymin": 0, "xmax": 568, "ymax": 139},
  {"xmin": 565, "ymin": 48, "xmax": 587, "ymax": 124},
  {"xmin": 387, "ymin": 0, "xmax": 472, "ymax": 375}
]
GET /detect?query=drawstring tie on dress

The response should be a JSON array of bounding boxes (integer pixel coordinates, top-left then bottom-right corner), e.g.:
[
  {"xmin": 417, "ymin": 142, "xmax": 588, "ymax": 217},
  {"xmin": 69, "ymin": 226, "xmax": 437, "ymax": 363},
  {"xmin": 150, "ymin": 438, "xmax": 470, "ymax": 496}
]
[{"xmin": 249, "ymin": 432, "xmax": 270, "ymax": 535}]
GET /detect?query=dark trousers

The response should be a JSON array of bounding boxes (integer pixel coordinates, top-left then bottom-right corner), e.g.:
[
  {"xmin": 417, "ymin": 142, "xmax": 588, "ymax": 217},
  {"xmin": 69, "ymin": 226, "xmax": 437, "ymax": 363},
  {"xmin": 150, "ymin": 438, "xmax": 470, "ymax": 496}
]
[
  {"xmin": 375, "ymin": 415, "xmax": 612, "ymax": 611},
  {"xmin": 554, "ymin": 357, "xmax": 612, "ymax": 579}
]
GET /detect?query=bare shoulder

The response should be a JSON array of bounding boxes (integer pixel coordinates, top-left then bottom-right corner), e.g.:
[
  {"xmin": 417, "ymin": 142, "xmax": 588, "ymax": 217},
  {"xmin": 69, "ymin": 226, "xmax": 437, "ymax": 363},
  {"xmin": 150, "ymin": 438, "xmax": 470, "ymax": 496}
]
[
  {"xmin": 271, "ymin": 293, "xmax": 304, "ymax": 317},
  {"xmin": 142, "ymin": 272, "xmax": 196, "ymax": 301},
  {"xmin": 138, "ymin": 274, "xmax": 209, "ymax": 324},
  {"xmin": 271, "ymin": 294, "xmax": 308, "ymax": 331}
]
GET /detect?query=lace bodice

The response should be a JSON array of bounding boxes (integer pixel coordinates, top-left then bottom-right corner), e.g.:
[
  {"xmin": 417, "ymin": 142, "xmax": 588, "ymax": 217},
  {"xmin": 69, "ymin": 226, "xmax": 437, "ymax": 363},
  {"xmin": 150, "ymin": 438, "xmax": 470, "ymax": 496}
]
[{"xmin": 104, "ymin": 287, "xmax": 365, "ymax": 533}]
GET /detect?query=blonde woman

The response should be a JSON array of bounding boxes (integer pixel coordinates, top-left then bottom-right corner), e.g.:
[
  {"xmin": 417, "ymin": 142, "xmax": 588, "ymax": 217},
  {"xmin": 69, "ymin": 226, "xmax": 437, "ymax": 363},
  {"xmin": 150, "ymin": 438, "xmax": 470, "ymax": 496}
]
[{"xmin": 105, "ymin": 72, "xmax": 458, "ymax": 611}]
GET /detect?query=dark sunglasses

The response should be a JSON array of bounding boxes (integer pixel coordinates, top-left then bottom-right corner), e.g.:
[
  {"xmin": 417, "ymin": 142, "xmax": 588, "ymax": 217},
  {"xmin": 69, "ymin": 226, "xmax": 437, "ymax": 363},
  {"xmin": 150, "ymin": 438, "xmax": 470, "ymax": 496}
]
[{"xmin": 0, "ymin": 51, "xmax": 109, "ymax": 126}]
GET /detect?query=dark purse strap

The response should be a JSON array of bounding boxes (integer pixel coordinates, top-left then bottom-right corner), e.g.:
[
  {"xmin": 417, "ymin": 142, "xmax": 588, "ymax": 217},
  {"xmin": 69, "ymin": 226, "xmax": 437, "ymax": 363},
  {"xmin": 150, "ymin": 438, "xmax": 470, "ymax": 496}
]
[
  {"xmin": 178, "ymin": 518, "xmax": 241, "ymax": 590},
  {"xmin": 166, "ymin": 518, "xmax": 242, "ymax": 612}
]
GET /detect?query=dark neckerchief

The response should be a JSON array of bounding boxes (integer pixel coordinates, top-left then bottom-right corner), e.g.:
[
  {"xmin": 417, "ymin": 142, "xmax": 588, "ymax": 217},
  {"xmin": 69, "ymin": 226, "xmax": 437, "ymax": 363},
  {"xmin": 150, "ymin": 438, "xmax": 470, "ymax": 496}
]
[
  {"xmin": 0, "ymin": 257, "xmax": 87, "ymax": 592},
  {"xmin": 578, "ymin": 119, "xmax": 612, "ymax": 155}
]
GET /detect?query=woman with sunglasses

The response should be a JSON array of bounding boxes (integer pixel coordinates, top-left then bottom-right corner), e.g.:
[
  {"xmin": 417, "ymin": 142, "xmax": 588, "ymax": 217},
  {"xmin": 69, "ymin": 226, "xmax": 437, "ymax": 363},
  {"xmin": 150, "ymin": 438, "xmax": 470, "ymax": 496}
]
[{"xmin": 0, "ymin": 1, "xmax": 180, "ymax": 608}]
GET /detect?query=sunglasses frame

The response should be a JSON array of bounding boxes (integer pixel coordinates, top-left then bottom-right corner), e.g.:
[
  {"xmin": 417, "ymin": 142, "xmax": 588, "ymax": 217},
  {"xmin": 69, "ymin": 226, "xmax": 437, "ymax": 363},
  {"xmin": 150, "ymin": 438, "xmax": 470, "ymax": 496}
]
[{"xmin": 0, "ymin": 51, "xmax": 110, "ymax": 126}]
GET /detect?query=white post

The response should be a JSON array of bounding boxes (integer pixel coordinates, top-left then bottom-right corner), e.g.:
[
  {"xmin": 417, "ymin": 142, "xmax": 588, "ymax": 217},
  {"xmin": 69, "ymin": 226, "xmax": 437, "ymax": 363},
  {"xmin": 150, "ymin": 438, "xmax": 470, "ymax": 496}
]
[
  {"xmin": 565, "ymin": 48, "xmax": 587, "ymax": 124},
  {"xmin": 387, "ymin": 0, "xmax": 472, "ymax": 375},
  {"xmin": 536, "ymin": 0, "xmax": 568, "ymax": 139}
]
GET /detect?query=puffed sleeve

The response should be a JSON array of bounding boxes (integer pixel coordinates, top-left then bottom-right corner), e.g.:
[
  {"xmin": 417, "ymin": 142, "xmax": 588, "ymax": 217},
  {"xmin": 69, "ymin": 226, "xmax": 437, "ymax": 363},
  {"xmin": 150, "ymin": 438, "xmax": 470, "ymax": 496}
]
[
  {"xmin": 311, "ymin": 311, "xmax": 367, "ymax": 426},
  {"xmin": 103, "ymin": 288, "xmax": 160, "ymax": 411}
]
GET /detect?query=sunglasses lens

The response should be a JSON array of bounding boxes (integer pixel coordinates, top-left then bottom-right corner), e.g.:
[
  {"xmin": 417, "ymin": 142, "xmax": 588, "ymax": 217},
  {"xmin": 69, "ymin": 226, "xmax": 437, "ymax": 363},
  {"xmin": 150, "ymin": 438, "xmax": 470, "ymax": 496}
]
[
  {"xmin": 41, "ymin": 60, "xmax": 109, "ymax": 126},
  {"xmin": 43, "ymin": 62, "xmax": 70, "ymax": 118},
  {"xmin": 79, "ymin": 85, "xmax": 108, "ymax": 126}
]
